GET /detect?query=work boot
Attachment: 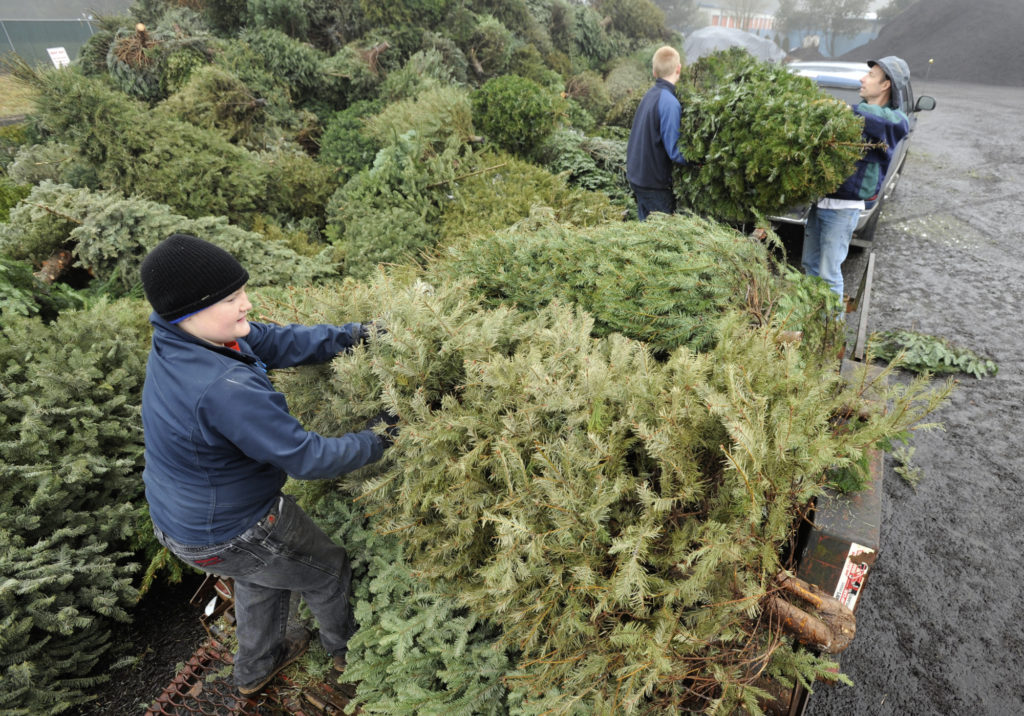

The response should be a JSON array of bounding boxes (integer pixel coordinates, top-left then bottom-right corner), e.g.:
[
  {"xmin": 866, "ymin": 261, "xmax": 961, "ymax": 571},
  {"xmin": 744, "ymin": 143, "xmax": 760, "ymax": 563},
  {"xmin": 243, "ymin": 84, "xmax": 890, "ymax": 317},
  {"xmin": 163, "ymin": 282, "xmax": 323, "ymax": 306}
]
[
  {"xmin": 332, "ymin": 652, "xmax": 347, "ymax": 673},
  {"xmin": 329, "ymin": 650, "xmax": 357, "ymax": 699},
  {"xmin": 237, "ymin": 630, "xmax": 311, "ymax": 695}
]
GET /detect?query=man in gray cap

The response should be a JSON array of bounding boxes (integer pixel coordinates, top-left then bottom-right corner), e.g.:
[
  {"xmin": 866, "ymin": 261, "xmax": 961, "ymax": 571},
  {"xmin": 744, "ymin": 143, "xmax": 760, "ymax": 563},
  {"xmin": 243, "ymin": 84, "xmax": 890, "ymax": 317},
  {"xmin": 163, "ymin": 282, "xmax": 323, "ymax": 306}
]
[{"xmin": 801, "ymin": 56, "xmax": 911, "ymax": 299}]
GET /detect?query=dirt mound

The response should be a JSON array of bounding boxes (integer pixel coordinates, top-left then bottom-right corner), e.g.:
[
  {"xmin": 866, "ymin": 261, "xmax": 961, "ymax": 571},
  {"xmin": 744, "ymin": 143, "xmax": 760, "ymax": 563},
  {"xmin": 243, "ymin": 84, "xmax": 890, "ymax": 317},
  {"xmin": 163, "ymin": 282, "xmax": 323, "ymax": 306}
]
[{"xmin": 841, "ymin": 0, "xmax": 1024, "ymax": 86}]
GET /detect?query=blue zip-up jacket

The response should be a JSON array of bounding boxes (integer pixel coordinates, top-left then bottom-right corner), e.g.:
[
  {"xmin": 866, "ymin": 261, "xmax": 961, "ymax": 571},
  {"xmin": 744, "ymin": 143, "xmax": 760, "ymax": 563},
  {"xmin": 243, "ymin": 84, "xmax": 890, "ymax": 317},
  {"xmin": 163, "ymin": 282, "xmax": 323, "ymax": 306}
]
[
  {"xmin": 830, "ymin": 102, "xmax": 910, "ymax": 201},
  {"xmin": 626, "ymin": 78, "xmax": 688, "ymax": 190},
  {"xmin": 141, "ymin": 314, "xmax": 384, "ymax": 545}
]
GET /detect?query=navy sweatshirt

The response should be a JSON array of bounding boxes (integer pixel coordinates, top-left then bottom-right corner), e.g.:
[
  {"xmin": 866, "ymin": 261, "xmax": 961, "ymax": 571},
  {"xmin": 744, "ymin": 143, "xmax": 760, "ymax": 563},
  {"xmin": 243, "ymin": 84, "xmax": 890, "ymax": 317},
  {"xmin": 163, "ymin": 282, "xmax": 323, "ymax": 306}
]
[
  {"xmin": 141, "ymin": 315, "xmax": 384, "ymax": 545},
  {"xmin": 626, "ymin": 78, "xmax": 688, "ymax": 190}
]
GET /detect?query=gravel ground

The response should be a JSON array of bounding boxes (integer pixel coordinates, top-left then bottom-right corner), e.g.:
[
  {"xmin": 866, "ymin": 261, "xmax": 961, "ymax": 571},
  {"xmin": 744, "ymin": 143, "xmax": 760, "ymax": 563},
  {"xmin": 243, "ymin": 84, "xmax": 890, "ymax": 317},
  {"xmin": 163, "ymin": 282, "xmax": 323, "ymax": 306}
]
[{"xmin": 806, "ymin": 80, "xmax": 1024, "ymax": 716}]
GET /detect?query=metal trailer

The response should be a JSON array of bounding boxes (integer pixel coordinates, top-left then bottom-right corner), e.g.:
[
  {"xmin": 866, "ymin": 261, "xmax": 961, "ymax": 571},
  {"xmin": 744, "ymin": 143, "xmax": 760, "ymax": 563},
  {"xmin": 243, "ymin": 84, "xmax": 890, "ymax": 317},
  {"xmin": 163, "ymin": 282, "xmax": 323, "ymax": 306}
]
[{"xmin": 780, "ymin": 253, "xmax": 885, "ymax": 716}]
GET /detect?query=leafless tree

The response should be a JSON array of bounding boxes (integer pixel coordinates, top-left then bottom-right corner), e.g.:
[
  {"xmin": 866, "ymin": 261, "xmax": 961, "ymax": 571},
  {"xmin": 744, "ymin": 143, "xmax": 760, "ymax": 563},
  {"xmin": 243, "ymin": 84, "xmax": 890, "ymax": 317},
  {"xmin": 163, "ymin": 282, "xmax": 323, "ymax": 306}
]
[{"xmin": 775, "ymin": 0, "xmax": 872, "ymax": 55}]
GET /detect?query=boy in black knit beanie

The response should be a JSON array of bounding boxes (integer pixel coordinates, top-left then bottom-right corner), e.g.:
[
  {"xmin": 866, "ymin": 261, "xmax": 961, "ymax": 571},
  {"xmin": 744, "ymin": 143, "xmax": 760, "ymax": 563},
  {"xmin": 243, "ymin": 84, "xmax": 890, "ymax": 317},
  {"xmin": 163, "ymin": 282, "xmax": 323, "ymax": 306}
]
[{"xmin": 139, "ymin": 233, "xmax": 395, "ymax": 695}]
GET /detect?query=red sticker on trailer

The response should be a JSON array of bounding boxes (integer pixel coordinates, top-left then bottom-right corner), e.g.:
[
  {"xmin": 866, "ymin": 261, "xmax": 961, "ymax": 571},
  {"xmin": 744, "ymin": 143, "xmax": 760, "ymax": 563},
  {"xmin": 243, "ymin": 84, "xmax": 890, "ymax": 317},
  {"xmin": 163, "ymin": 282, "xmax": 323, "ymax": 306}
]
[{"xmin": 833, "ymin": 542, "xmax": 874, "ymax": 611}]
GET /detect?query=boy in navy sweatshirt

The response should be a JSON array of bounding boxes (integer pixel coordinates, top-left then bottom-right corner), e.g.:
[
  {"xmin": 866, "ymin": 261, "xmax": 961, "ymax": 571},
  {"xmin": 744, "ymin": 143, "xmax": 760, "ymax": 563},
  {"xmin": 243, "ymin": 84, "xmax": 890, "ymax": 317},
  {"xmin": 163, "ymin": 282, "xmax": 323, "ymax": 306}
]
[
  {"xmin": 626, "ymin": 45, "xmax": 689, "ymax": 220},
  {"xmin": 140, "ymin": 233, "xmax": 395, "ymax": 694}
]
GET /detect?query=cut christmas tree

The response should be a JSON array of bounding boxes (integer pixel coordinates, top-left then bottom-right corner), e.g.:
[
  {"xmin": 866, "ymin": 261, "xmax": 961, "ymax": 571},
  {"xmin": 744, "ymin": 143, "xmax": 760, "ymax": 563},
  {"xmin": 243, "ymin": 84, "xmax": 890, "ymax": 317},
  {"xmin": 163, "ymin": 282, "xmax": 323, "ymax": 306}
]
[{"xmin": 674, "ymin": 50, "xmax": 866, "ymax": 224}]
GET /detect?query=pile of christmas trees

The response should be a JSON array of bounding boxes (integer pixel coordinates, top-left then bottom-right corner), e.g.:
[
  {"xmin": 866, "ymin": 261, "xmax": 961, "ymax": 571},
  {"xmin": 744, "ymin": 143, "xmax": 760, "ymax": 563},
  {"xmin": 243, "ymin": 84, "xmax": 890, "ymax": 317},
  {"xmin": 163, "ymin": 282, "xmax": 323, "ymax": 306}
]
[
  {"xmin": 0, "ymin": 0, "xmax": 945, "ymax": 712},
  {"xmin": 267, "ymin": 215, "xmax": 945, "ymax": 714}
]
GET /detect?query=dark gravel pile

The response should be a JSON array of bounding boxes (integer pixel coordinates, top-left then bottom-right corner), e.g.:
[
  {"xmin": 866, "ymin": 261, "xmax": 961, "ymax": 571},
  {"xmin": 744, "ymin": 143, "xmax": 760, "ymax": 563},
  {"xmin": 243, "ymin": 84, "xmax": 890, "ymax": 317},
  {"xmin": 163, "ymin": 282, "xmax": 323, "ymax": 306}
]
[{"xmin": 841, "ymin": 0, "xmax": 1024, "ymax": 86}]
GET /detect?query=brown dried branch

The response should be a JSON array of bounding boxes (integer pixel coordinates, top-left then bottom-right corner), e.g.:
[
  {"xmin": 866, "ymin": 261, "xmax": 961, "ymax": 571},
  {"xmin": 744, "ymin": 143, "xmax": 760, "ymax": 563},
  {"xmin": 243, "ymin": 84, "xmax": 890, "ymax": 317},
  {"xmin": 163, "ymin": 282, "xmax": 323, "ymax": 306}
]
[
  {"xmin": 361, "ymin": 41, "xmax": 390, "ymax": 76},
  {"xmin": 113, "ymin": 24, "xmax": 157, "ymax": 69},
  {"xmin": 33, "ymin": 249, "xmax": 74, "ymax": 284}
]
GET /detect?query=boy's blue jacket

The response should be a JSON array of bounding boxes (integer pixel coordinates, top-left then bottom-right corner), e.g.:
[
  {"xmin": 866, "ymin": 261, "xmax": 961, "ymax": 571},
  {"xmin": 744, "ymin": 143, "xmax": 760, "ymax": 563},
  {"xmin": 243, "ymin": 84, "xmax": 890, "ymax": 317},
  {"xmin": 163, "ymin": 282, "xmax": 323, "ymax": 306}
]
[
  {"xmin": 142, "ymin": 314, "xmax": 384, "ymax": 545},
  {"xmin": 626, "ymin": 77, "xmax": 687, "ymax": 190},
  {"xmin": 830, "ymin": 102, "xmax": 910, "ymax": 201}
]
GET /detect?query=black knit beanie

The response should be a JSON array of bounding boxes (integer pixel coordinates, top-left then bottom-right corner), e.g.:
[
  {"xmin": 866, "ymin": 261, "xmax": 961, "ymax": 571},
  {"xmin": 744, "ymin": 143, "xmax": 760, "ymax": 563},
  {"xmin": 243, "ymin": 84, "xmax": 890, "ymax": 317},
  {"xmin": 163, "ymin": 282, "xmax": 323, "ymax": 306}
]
[{"xmin": 140, "ymin": 234, "xmax": 250, "ymax": 321}]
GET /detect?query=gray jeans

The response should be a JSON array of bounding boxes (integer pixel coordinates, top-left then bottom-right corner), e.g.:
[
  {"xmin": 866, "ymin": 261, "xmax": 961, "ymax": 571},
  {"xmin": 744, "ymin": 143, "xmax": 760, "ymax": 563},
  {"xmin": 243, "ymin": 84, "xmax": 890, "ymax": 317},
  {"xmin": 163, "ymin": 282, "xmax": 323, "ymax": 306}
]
[{"xmin": 153, "ymin": 494, "xmax": 356, "ymax": 686}]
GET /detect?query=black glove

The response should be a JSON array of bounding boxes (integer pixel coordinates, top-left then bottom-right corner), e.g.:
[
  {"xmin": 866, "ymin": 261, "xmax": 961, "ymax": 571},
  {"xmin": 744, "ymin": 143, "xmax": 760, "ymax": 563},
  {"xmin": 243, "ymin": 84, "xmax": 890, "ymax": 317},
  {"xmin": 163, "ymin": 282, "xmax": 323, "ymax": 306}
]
[
  {"xmin": 358, "ymin": 320, "xmax": 388, "ymax": 344},
  {"xmin": 366, "ymin": 410, "xmax": 400, "ymax": 449}
]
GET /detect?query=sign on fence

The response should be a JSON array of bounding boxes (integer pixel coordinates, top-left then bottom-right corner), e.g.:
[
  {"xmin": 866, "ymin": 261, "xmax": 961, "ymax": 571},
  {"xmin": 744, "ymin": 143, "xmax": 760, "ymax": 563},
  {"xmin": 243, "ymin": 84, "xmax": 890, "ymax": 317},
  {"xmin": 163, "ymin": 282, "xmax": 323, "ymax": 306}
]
[{"xmin": 47, "ymin": 47, "xmax": 72, "ymax": 68}]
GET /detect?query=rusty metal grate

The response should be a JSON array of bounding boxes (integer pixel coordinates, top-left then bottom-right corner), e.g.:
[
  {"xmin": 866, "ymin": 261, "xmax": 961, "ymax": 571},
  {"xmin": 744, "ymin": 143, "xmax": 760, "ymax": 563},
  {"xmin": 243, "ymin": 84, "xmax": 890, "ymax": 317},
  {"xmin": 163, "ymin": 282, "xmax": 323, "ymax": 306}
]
[
  {"xmin": 144, "ymin": 638, "xmax": 354, "ymax": 715},
  {"xmin": 145, "ymin": 577, "xmax": 355, "ymax": 716}
]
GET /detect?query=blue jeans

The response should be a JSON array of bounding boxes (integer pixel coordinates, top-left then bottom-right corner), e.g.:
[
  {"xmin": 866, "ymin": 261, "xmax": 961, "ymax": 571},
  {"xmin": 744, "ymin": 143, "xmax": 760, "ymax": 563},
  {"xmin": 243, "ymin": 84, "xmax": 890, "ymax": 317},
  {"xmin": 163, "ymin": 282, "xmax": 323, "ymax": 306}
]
[
  {"xmin": 153, "ymin": 494, "xmax": 356, "ymax": 687},
  {"xmin": 801, "ymin": 205, "xmax": 860, "ymax": 297},
  {"xmin": 631, "ymin": 183, "xmax": 675, "ymax": 221}
]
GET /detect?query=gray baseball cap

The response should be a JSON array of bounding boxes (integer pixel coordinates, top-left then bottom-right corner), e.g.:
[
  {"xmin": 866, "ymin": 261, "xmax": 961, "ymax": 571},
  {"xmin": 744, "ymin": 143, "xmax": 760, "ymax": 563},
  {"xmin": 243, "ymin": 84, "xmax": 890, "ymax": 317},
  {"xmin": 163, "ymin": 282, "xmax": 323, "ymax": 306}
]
[{"xmin": 868, "ymin": 56, "xmax": 910, "ymax": 108}]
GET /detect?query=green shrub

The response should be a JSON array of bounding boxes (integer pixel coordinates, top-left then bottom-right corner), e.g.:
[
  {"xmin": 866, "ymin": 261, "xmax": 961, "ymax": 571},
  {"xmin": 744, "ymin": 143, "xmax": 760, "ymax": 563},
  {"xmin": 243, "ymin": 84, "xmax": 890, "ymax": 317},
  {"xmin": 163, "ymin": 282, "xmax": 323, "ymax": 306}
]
[
  {"xmin": 77, "ymin": 28, "xmax": 116, "ymax": 76},
  {"xmin": 534, "ymin": 129, "xmax": 629, "ymax": 200},
  {"xmin": 0, "ymin": 176, "xmax": 30, "ymax": 222},
  {"xmin": 317, "ymin": 41, "xmax": 391, "ymax": 108},
  {"xmin": 25, "ymin": 68, "xmax": 269, "ymax": 225},
  {"xmin": 419, "ymin": 31, "xmax": 470, "ymax": 85},
  {"xmin": 464, "ymin": 15, "xmax": 516, "ymax": 80},
  {"xmin": 198, "ymin": 0, "xmax": 252, "ymax": 36},
  {"xmin": 358, "ymin": 0, "xmax": 452, "ymax": 33},
  {"xmin": 432, "ymin": 213, "xmax": 838, "ymax": 356},
  {"xmin": 605, "ymin": 90, "xmax": 643, "ymax": 129},
  {"xmin": 566, "ymin": 3, "xmax": 620, "ymax": 69},
  {"xmin": 247, "ymin": 0, "xmax": 311, "ymax": 39},
  {"xmin": 603, "ymin": 55, "xmax": 650, "ymax": 104},
  {"xmin": 0, "ymin": 120, "xmax": 30, "ymax": 169},
  {"xmin": 603, "ymin": 55, "xmax": 650, "ymax": 128},
  {"xmin": 159, "ymin": 65, "xmax": 275, "ymax": 149},
  {"xmin": 154, "ymin": 43, "xmax": 210, "ymax": 96},
  {"xmin": 506, "ymin": 43, "xmax": 563, "ymax": 89},
  {"xmin": 106, "ymin": 26, "xmax": 163, "ymax": 102},
  {"xmin": 0, "ymin": 299, "xmax": 152, "ymax": 714},
  {"xmin": 7, "ymin": 142, "xmax": 100, "ymax": 189},
  {"xmin": 22, "ymin": 67, "xmax": 337, "ymax": 227},
  {"xmin": 235, "ymin": 28, "xmax": 329, "ymax": 108},
  {"xmin": 564, "ymin": 98, "xmax": 597, "ymax": 134},
  {"xmin": 211, "ymin": 35, "xmax": 297, "ymax": 120},
  {"xmin": 565, "ymin": 70, "xmax": 613, "ymax": 125},
  {"xmin": 378, "ymin": 48, "xmax": 460, "ymax": 102},
  {"xmin": 471, "ymin": 75, "xmax": 558, "ymax": 156},
  {"xmin": 595, "ymin": 0, "xmax": 667, "ymax": 41},
  {"xmin": 0, "ymin": 182, "xmax": 335, "ymax": 295},
  {"xmin": 281, "ymin": 479, "xmax": 511, "ymax": 715},
  {"xmin": 258, "ymin": 145, "xmax": 339, "ymax": 224},
  {"xmin": 0, "ymin": 256, "xmax": 84, "ymax": 320},
  {"xmin": 318, "ymin": 100, "xmax": 383, "ymax": 180},
  {"xmin": 438, "ymin": 148, "xmax": 617, "ymax": 241},
  {"xmin": 151, "ymin": 5, "xmax": 212, "ymax": 36},
  {"xmin": 366, "ymin": 85, "xmax": 475, "ymax": 148},
  {"xmin": 103, "ymin": 24, "xmax": 214, "ymax": 101},
  {"xmin": 325, "ymin": 133, "xmax": 463, "ymax": 279}
]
